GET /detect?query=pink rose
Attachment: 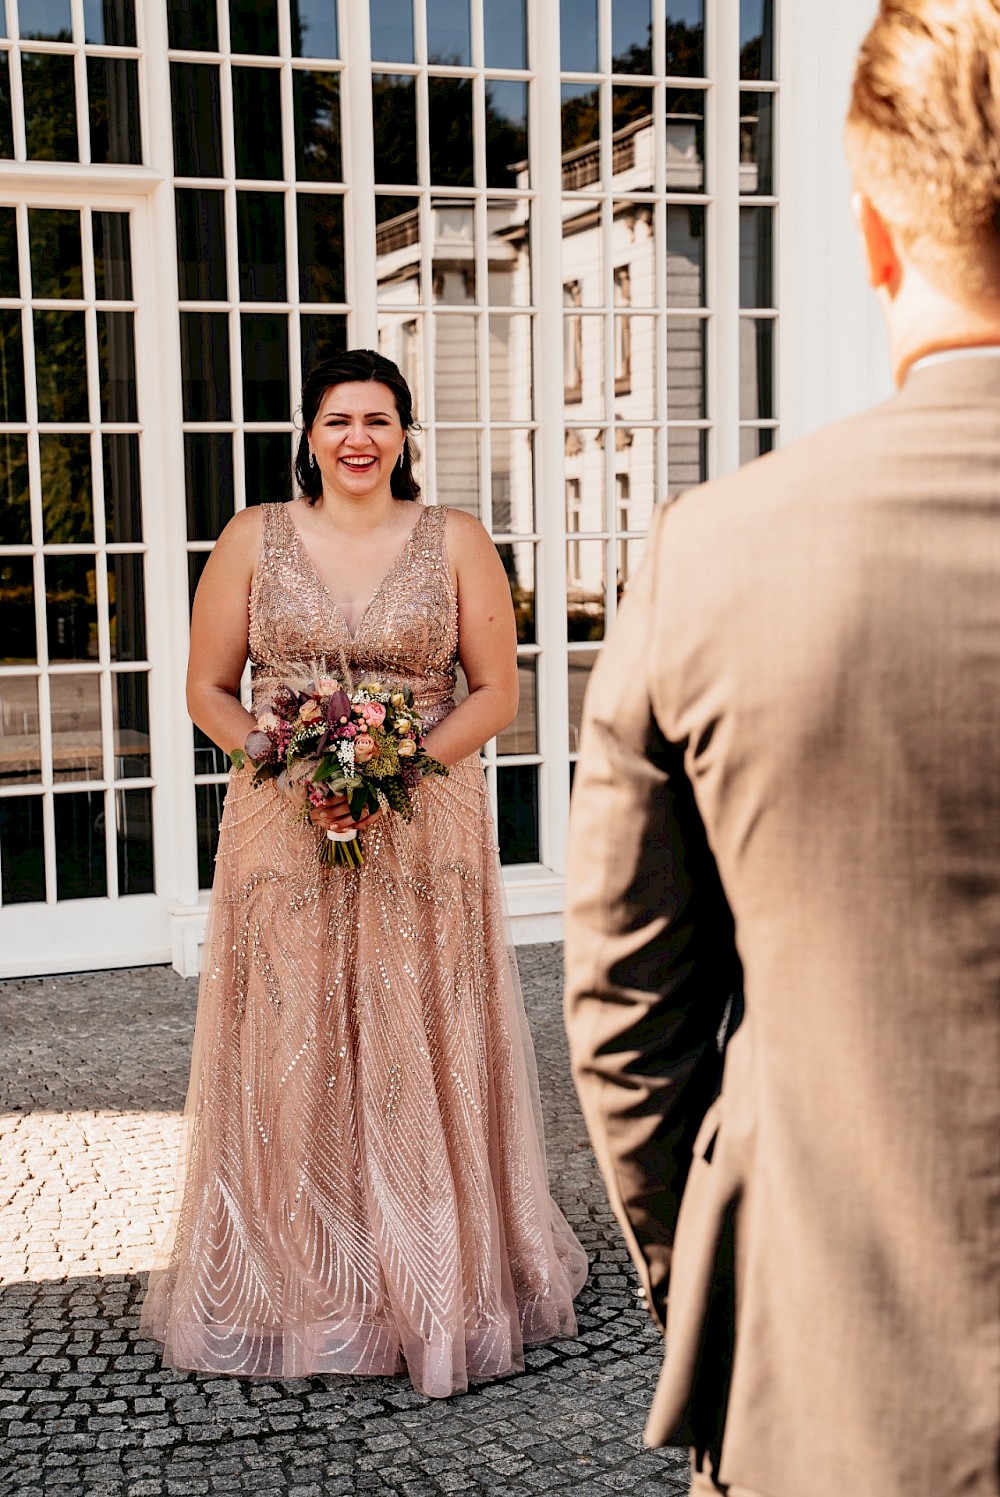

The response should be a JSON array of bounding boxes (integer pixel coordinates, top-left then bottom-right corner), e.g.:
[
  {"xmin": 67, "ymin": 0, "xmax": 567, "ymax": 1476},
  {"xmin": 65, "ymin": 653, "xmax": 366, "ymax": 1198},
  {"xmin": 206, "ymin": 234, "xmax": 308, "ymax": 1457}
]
[
  {"xmin": 360, "ymin": 701, "xmax": 386, "ymax": 726},
  {"xmin": 314, "ymin": 676, "xmax": 340, "ymax": 695},
  {"xmin": 397, "ymin": 738, "xmax": 417, "ymax": 758},
  {"xmin": 297, "ymin": 699, "xmax": 323, "ymax": 725},
  {"xmin": 354, "ymin": 734, "xmax": 378, "ymax": 764}
]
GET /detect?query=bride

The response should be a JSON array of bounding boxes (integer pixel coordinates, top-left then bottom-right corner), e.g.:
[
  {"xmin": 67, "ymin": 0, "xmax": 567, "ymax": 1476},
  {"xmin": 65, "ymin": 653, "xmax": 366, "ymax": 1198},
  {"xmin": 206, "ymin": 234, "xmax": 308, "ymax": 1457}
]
[{"xmin": 140, "ymin": 348, "xmax": 587, "ymax": 1397}]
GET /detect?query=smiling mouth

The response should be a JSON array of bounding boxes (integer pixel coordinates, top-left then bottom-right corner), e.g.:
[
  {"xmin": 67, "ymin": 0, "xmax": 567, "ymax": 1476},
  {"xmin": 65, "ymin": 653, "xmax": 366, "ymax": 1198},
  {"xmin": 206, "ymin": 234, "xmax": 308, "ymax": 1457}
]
[{"xmin": 340, "ymin": 456, "xmax": 378, "ymax": 469}]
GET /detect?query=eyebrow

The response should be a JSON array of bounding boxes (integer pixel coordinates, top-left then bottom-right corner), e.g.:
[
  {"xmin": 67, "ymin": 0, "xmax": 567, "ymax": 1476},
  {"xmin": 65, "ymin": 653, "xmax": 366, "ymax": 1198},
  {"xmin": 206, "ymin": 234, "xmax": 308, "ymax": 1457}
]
[{"xmin": 322, "ymin": 409, "xmax": 394, "ymax": 419}]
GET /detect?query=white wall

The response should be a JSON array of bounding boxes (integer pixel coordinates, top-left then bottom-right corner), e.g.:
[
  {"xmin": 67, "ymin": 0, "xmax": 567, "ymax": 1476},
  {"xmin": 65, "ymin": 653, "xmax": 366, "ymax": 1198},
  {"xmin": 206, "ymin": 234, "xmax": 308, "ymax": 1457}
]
[{"xmin": 779, "ymin": 0, "xmax": 892, "ymax": 445}]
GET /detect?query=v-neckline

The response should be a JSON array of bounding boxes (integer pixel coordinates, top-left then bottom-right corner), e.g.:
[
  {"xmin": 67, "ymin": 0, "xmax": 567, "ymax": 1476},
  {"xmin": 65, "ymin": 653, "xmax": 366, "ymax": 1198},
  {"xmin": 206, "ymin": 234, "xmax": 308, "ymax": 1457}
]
[{"xmin": 283, "ymin": 501, "xmax": 429, "ymax": 644}]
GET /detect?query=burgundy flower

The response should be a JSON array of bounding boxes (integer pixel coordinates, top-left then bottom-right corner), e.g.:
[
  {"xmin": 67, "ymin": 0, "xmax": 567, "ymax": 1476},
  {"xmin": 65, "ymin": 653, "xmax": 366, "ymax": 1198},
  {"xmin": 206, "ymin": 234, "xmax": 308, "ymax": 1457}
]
[
  {"xmin": 325, "ymin": 690, "xmax": 353, "ymax": 725},
  {"xmin": 244, "ymin": 729, "xmax": 276, "ymax": 764}
]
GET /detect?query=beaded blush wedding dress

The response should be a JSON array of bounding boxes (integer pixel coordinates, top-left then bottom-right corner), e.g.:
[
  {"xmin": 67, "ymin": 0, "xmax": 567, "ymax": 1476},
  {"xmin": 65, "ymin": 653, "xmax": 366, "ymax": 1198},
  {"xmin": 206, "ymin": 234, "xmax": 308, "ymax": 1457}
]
[{"xmin": 141, "ymin": 501, "xmax": 587, "ymax": 1397}]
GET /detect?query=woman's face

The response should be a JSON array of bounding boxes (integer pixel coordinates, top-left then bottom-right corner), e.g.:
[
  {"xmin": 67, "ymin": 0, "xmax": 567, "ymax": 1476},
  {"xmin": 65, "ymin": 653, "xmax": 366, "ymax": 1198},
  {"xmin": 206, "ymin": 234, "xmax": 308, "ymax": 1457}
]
[{"xmin": 308, "ymin": 381, "xmax": 405, "ymax": 498}]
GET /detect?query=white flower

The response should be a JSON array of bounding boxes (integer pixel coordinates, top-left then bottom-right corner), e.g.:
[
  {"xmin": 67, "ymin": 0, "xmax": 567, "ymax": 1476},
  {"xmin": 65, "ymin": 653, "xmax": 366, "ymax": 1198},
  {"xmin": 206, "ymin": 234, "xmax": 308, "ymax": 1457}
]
[{"xmin": 337, "ymin": 740, "xmax": 355, "ymax": 773}]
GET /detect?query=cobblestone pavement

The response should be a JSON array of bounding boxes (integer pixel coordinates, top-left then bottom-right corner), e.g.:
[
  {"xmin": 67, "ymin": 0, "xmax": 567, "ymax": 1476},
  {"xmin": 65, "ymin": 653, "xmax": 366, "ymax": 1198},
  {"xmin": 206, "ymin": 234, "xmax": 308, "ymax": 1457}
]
[{"xmin": 0, "ymin": 947, "xmax": 692, "ymax": 1497}]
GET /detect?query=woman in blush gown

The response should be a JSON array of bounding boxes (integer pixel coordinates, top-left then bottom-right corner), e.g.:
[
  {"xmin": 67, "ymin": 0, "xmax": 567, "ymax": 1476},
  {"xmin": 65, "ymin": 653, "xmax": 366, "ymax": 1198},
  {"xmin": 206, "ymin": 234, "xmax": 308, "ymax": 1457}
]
[{"xmin": 141, "ymin": 349, "xmax": 587, "ymax": 1397}]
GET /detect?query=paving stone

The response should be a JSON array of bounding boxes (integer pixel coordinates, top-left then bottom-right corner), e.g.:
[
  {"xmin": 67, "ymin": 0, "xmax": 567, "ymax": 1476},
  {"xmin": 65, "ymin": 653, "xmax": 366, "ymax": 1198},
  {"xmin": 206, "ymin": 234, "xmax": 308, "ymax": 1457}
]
[{"xmin": 0, "ymin": 949, "xmax": 690, "ymax": 1495}]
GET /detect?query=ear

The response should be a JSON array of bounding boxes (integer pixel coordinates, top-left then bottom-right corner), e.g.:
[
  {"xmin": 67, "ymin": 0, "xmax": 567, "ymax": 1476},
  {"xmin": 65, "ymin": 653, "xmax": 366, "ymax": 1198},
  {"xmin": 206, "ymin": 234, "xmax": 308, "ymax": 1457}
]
[{"xmin": 852, "ymin": 192, "xmax": 902, "ymax": 295}]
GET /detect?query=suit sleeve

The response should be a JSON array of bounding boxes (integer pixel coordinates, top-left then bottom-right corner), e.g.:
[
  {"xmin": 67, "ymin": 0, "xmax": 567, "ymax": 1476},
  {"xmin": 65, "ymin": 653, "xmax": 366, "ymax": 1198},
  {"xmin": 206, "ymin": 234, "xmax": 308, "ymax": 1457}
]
[{"xmin": 563, "ymin": 500, "xmax": 742, "ymax": 1330}]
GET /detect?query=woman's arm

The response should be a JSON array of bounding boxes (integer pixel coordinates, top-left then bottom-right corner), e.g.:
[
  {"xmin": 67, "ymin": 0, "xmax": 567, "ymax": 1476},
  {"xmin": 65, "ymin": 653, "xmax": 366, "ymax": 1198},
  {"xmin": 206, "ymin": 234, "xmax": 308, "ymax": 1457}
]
[
  {"xmin": 421, "ymin": 509, "xmax": 519, "ymax": 767},
  {"xmin": 186, "ymin": 509, "xmax": 261, "ymax": 755}
]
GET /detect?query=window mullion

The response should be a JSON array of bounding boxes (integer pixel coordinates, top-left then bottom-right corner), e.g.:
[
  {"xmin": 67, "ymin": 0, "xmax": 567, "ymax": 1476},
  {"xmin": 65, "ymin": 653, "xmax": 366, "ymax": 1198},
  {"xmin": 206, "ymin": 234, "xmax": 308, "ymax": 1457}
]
[
  {"xmin": 339, "ymin": 0, "xmax": 377, "ymax": 346},
  {"xmin": 706, "ymin": 0, "xmax": 741, "ymax": 480}
]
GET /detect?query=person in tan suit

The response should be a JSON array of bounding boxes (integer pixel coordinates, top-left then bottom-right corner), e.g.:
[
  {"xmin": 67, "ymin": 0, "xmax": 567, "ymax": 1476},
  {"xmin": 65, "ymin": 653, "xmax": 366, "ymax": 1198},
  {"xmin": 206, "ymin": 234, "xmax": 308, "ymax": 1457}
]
[{"xmin": 563, "ymin": 4, "xmax": 1000, "ymax": 1494}]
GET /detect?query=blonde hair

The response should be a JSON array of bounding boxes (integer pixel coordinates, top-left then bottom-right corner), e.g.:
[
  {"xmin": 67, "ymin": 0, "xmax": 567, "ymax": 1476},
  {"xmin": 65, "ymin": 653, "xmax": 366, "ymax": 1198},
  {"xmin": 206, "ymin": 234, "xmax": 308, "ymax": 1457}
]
[{"xmin": 845, "ymin": 0, "xmax": 1000, "ymax": 296}]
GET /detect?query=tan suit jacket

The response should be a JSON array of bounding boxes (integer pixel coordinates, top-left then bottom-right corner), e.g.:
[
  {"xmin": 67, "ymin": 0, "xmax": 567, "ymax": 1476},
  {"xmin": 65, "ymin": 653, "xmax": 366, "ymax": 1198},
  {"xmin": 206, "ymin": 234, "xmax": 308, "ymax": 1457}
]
[{"xmin": 564, "ymin": 355, "xmax": 1000, "ymax": 1497}]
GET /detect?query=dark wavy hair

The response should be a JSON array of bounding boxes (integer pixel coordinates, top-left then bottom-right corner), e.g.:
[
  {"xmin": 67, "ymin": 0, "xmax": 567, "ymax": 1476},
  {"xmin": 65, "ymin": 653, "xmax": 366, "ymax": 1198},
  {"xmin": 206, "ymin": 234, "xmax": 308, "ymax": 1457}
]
[{"xmin": 294, "ymin": 349, "xmax": 421, "ymax": 503}]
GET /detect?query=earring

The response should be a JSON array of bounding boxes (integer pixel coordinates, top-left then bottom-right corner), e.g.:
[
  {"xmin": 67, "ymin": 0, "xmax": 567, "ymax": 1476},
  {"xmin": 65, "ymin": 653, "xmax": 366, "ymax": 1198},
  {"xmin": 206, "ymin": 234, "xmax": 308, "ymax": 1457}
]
[
  {"xmin": 309, "ymin": 451, "xmax": 317, "ymax": 470},
  {"xmin": 396, "ymin": 450, "xmax": 405, "ymax": 472}
]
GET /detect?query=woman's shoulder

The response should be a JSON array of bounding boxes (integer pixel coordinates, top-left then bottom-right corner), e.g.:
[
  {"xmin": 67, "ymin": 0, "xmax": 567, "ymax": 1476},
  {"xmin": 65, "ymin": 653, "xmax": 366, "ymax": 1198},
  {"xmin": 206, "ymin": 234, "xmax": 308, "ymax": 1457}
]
[{"xmin": 439, "ymin": 505, "xmax": 492, "ymax": 553}]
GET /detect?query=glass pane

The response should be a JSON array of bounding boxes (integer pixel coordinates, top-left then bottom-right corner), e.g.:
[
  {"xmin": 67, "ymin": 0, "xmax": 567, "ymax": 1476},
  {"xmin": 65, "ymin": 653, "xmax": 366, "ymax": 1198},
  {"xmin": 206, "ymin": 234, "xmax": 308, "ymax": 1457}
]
[
  {"xmin": 46, "ymin": 556, "xmax": 98, "ymax": 661},
  {"xmin": 667, "ymin": 424, "xmax": 707, "ymax": 496},
  {"xmin": 180, "ymin": 312, "xmax": 231, "ymax": 421},
  {"xmin": 98, "ymin": 311, "xmax": 137, "ymax": 422},
  {"xmin": 294, "ymin": 70, "xmax": 343, "ymax": 182},
  {"xmin": 170, "ymin": 63, "xmax": 223, "ymax": 178},
  {"xmin": 41, "ymin": 433, "xmax": 93, "ymax": 543},
  {"xmin": 740, "ymin": 426, "xmax": 776, "ymax": 464},
  {"xmin": 0, "ymin": 557, "xmax": 35, "ymax": 663},
  {"xmin": 237, "ymin": 191, "xmax": 286, "ymax": 301},
  {"xmin": 615, "ymin": 425, "xmax": 656, "ymax": 532},
  {"xmin": 297, "ymin": 193, "xmax": 345, "ymax": 302},
  {"xmin": 0, "ymin": 435, "xmax": 30, "ymax": 544},
  {"xmin": 432, "ymin": 201, "xmax": 475, "ymax": 303},
  {"xmin": 741, "ymin": 0, "xmax": 774, "ymax": 81},
  {"xmin": 233, "ymin": 67, "xmax": 283, "ymax": 179},
  {"xmin": 194, "ymin": 723, "xmax": 228, "ymax": 774},
  {"xmin": 667, "ymin": 316, "xmax": 706, "ymax": 420},
  {"xmin": 428, "ymin": 77, "xmax": 473, "ymax": 187},
  {"xmin": 490, "ymin": 428, "xmax": 533, "ymax": 534},
  {"xmin": 0, "ymin": 796, "xmax": 45, "ymax": 904},
  {"xmin": 427, "ymin": 0, "xmax": 470, "ymax": 64},
  {"xmin": 0, "ymin": 205, "xmax": 18, "ymax": 297},
  {"xmin": 615, "ymin": 314, "xmax": 655, "ymax": 415},
  {"xmin": 613, "ymin": 0, "xmax": 652, "ymax": 72},
  {"xmin": 242, "ymin": 313, "xmax": 289, "ymax": 421},
  {"xmin": 616, "ymin": 533, "xmax": 647, "ymax": 597},
  {"xmin": 88, "ymin": 57, "xmax": 142, "ymax": 167},
  {"xmin": 370, "ymin": 0, "xmax": 414, "ymax": 64},
  {"xmin": 567, "ymin": 648, "xmax": 597, "ymax": 753},
  {"xmin": 108, "ymin": 553, "xmax": 146, "ymax": 662},
  {"xmin": 292, "ymin": 0, "xmax": 338, "ymax": 59},
  {"xmin": 55, "ymin": 790, "xmax": 107, "ymax": 899},
  {"xmin": 35, "ymin": 311, "xmax": 89, "ymax": 422},
  {"xmin": 665, "ymin": 86, "xmax": 705, "ymax": 192},
  {"xmin": 561, "ymin": 0, "xmax": 598, "ymax": 72},
  {"xmin": 0, "ymin": 310, "xmax": 25, "ymax": 422},
  {"xmin": 372, "ymin": 75, "xmax": 416, "ymax": 185},
  {"xmin": 666, "ymin": 204, "xmax": 705, "ymax": 307},
  {"xmin": 489, "ymin": 314, "xmax": 532, "ymax": 422},
  {"xmin": 740, "ymin": 90, "xmax": 774, "ymax": 196},
  {"xmin": 564, "ymin": 315, "xmax": 603, "ymax": 419},
  {"xmin": 485, "ymin": 81, "xmax": 528, "ymax": 191},
  {"xmin": 561, "ymin": 85, "xmax": 600, "ymax": 189},
  {"xmin": 19, "ymin": 0, "xmax": 72, "ymax": 39},
  {"xmin": 740, "ymin": 317, "xmax": 775, "ymax": 421},
  {"xmin": 435, "ymin": 428, "xmax": 479, "ymax": 519},
  {"xmin": 184, "ymin": 431, "xmax": 233, "ymax": 540},
  {"xmin": 497, "ymin": 656, "xmax": 536, "ymax": 754},
  {"xmin": 567, "ymin": 539, "xmax": 605, "ymax": 640},
  {"xmin": 611, "ymin": 84, "xmax": 653, "ymax": 192},
  {"xmin": 484, "ymin": 0, "xmax": 525, "ymax": 69},
  {"xmin": 496, "ymin": 540, "xmax": 534, "ymax": 644},
  {"xmin": 613, "ymin": 203, "xmax": 654, "ymax": 305},
  {"xmin": 103, "ymin": 432, "xmax": 142, "ymax": 543},
  {"xmin": 377, "ymin": 311, "xmax": 424, "ymax": 414},
  {"xmin": 176, "ymin": 189, "xmax": 227, "ymax": 300},
  {"xmin": 300, "ymin": 313, "xmax": 348, "ymax": 381},
  {"xmin": 435, "ymin": 315, "xmax": 478, "ymax": 419},
  {"xmin": 51, "ymin": 672, "xmax": 102, "ymax": 782},
  {"xmin": 29, "ymin": 209, "xmax": 82, "ymax": 299},
  {"xmin": 667, "ymin": 1, "xmax": 704, "ymax": 76},
  {"xmin": 230, "ymin": 0, "xmax": 278, "ymax": 54},
  {"xmin": 487, "ymin": 199, "xmax": 530, "ymax": 306},
  {"xmin": 84, "ymin": 0, "xmax": 137, "ymax": 45},
  {"xmin": 167, "ymin": 0, "xmax": 218, "ymax": 50},
  {"xmin": 0, "ymin": 57, "xmax": 12, "ymax": 160},
  {"xmin": 376, "ymin": 195, "xmax": 422, "ymax": 303},
  {"xmin": 0, "ymin": 677, "xmax": 40, "ymax": 784},
  {"xmin": 196, "ymin": 780, "xmax": 225, "ymax": 888},
  {"xmin": 244, "ymin": 431, "xmax": 292, "ymax": 506},
  {"xmin": 564, "ymin": 426, "xmax": 604, "ymax": 528},
  {"xmin": 497, "ymin": 764, "xmax": 537, "ymax": 865},
  {"xmin": 562, "ymin": 202, "xmax": 601, "ymax": 304},
  {"xmin": 188, "ymin": 549, "xmax": 210, "ymax": 610},
  {"xmin": 116, "ymin": 786, "xmax": 153, "ymax": 892},
  {"xmin": 740, "ymin": 205, "xmax": 774, "ymax": 308},
  {"xmin": 93, "ymin": 213, "xmax": 132, "ymax": 301}
]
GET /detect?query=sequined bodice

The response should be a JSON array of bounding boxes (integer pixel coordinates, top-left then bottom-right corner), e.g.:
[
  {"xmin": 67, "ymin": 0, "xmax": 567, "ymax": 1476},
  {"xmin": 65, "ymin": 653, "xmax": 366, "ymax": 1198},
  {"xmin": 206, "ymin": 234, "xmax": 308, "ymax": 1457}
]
[{"xmin": 249, "ymin": 502, "xmax": 459, "ymax": 726}]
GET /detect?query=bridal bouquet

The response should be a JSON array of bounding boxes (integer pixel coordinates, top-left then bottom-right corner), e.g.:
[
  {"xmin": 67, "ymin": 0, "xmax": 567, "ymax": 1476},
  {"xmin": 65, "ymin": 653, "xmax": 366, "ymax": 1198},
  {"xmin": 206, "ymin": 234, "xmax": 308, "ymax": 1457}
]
[{"xmin": 231, "ymin": 675, "xmax": 448, "ymax": 868}]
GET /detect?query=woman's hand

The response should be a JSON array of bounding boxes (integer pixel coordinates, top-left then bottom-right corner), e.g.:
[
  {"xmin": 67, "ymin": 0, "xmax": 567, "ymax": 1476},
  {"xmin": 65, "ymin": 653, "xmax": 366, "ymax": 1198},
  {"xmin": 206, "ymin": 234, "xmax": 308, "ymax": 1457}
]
[{"xmin": 308, "ymin": 793, "xmax": 383, "ymax": 834}]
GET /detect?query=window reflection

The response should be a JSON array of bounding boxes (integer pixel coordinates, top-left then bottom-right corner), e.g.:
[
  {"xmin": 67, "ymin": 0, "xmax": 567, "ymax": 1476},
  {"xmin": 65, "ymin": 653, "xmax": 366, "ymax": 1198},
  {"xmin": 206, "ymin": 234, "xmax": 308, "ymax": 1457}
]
[
  {"xmin": 244, "ymin": 431, "xmax": 292, "ymax": 506},
  {"xmin": 665, "ymin": 87, "xmax": 705, "ymax": 193},
  {"xmin": 667, "ymin": 2, "xmax": 705, "ymax": 77},
  {"xmin": 300, "ymin": 313, "xmax": 348, "ymax": 380},
  {"xmin": 97, "ymin": 310, "xmax": 138, "ymax": 422},
  {"xmin": 108, "ymin": 554, "xmax": 146, "ymax": 663},
  {"xmin": 51, "ymin": 673, "xmax": 102, "ymax": 782},
  {"xmin": 560, "ymin": 0, "xmax": 599, "ymax": 73},
  {"xmin": 41, "ymin": 434, "xmax": 93, "ymax": 544},
  {"xmin": 427, "ymin": 0, "xmax": 471, "ymax": 66},
  {"xmin": 34, "ymin": 311, "xmax": 89, "ymax": 422},
  {"xmin": 739, "ymin": 317, "xmax": 775, "ymax": 421},
  {"xmin": 233, "ymin": 67, "xmax": 283, "ymax": 179},
  {"xmin": 484, "ymin": 0, "xmax": 525, "ymax": 69},
  {"xmin": 435, "ymin": 314, "xmax": 478, "ymax": 419},
  {"xmin": 0, "ymin": 205, "xmax": 18, "ymax": 296},
  {"xmin": 20, "ymin": 0, "xmax": 72, "ymax": 40},
  {"xmin": 376, "ymin": 195, "xmax": 422, "ymax": 304},
  {"xmin": 292, "ymin": 0, "xmax": 338, "ymax": 59},
  {"xmin": 564, "ymin": 428, "xmax": 604, "ymax": 533},
  {"xmin": 435, "ymin": 428, "xmax": 479, "ymax": 518},
  {"xmin": 103, "ymin": 433, "xmax": 142, "ymax": 543},
  {"xmin": 176, "ymin": 189, "xmax": 227, "ymax": 300},
  {"xmin": 180, "ymin": 312, "xmax": 231, "ymax": 421},
  {"xmin": 88, "ymin": 57, "xmax": 142, "ymax": 165},
  {"xmin": 487, "ymin": 200, "xmax": 531, "ymax": 305},
  {"xmin": 83, "ymin": 0, "xmax": 137, "ymax": 47},
  {"xmin": 562, "ymin": 199, "xmax": 602, "ymax": 305},
  {"xmin": 615, "ymin": 207, "xmax": 656, "ymax": 305},
  {"xmin": 184, "ymin": 431, "xmax": 234, "ymax": 541},
  {"xmin": 497, "ymin": 657, "xmax": 536, "ymax": 755},
  {"xmin": 0, "ymin": 558, "xmax": 35, "ymax": 663},
  {"xmin": 0, "ymin": 677, "xmax": 41, "ymax": 784},
  {"xmin": 170, "ymin": 63, "xmax": 223, "ymax": 178},
  {"xmin": 495, "ymin": 541, "xmax": 535, "ymax": 643},
  {"xmin": 46, "ymin": 557, "xmax": 99, "ymax": 662},
  {"xmin": 297, "ymin": 194, "xmax": 345, "ymax": 303},
  {"xmin": 567, "ymin": 649, "xmax": 597, "ymax": 754},
  {"xmin": 667, "ymin": 316, "xmax": 707, "ymax": 420},
  {"xmin": 490, "ymin": 428, "xmax": 533, "ymax": 534},
  {"xmin": 740, "ymin": 426, "xmax": 776, "ymax": 464},
  {"xmin": 613, "ymin": 0, "xmax": 653, "ymax": 73},
  {"xmin": 54, "ymin": 791, "xmax": 107, "ymax": 900},
  {"xmin": 237, "ymin": 191, "xmax": 286, "ymax": 301},
  {"xmin": 370, "ymin": 0, "xmax": 414, "ymax": 65},
  {"xmin": 0, "ymin": 311, "xmax": 25, "ymax": 422},
  {"xmin": 489, "ymin": 315, "xmax": 532, "ymax": 422},
  {"xmin": 666, "ymin": 205, "xmax": 705, "ymax": 308},
  {"xmin": 167, "ymin": 0, "xmax": 217, "ymax": 50},
  {"xmin": 497, "ymin": 764, "xmax": 538, "ymax": 864},
  {"xmin": 0, "ymin": 435, "xmax": 30, "ymax": 545},
  {"xmin": 432, "ymin": 201, "xmax": 476, "ymax": 304},
  {"xmin": 93, "ymin": 213, "xmax": 133, "ymax": 301},
  {"xmin": 0, "ymin": 795, "xmax": 45, "ymax": 903},
  {"xmin": 740, "ymin": 205, "xmax": 774, "ymax": 308},
  {"xmin": 241, "ymin": 312, "xmax": 290, "ymax": 421},
  {"xmin": 29, "ymin": 209, "xmax": 83, "ymax": 299},
  {"xmin": 0, "ymin": 58, "xmax": 13, "ymax": 159},
  {"xmin": 741, "ymin": 0, "xmax": 775, "ymax": 81},
  {"xmin": 566, "ymin": 539, "xmax": 605, "ymax": 641},
  {"xmin": 117, "ymin": 786, "xmax": 154, "ymax": 893},
  {"xmin": 485, "ymin": 81, "xmax": 528, "ymax": 189},
  {"xmin": 740, "ymin": 91, "xmax": 774, "ymax": 196},
  {"xmin": 561, "ymin": 85, "xmax": 600, "ymax": 188},
  {"xmin": 230, "ymin": 0, "xmax": 279, "ymax": 56},
  {"xmin": 667, "ymin": 425, "xmax": 707, "ymax": 496},
  {"xmin": 373, "ymin": 75, "xmax": 417, "ymax": 184},
  {"xmin": 428, "ymin": 77, "xmax": 473, "ymax": 187}
]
